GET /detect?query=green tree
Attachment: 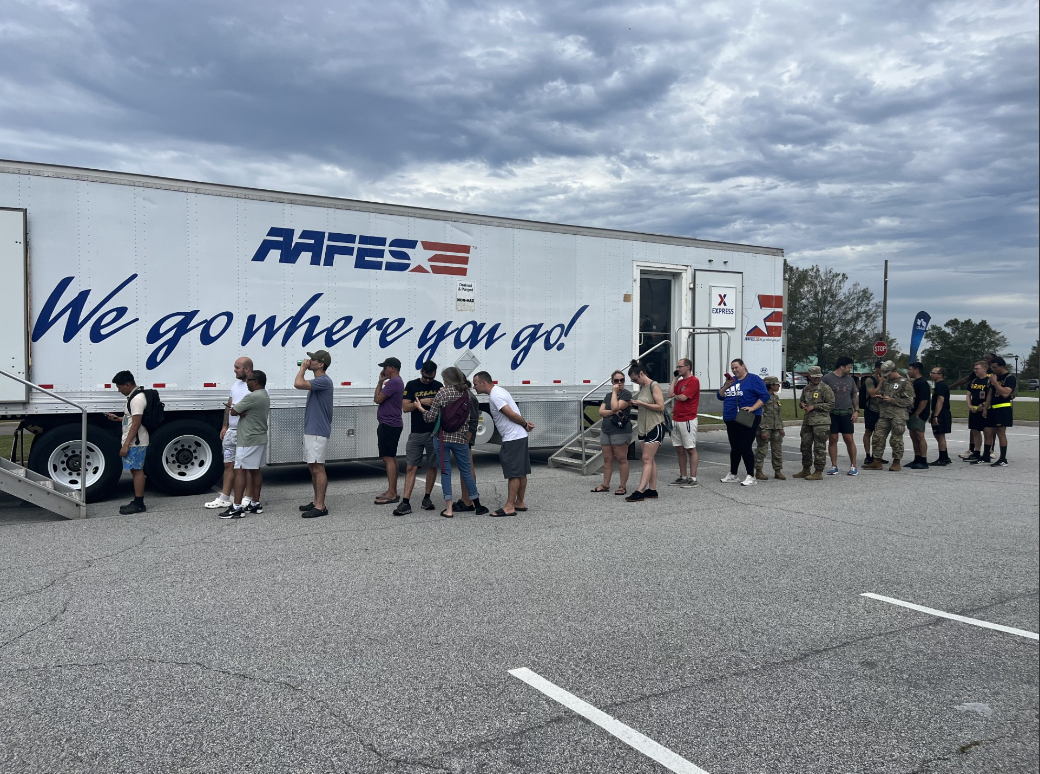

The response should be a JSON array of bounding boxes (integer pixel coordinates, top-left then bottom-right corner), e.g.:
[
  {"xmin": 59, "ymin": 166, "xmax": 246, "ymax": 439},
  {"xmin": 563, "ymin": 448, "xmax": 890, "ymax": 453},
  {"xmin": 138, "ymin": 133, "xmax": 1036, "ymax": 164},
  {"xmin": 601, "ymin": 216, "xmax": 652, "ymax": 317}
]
[
  {"xmin": 1022, "ymin": 340, "xmax": 1038, "ymax": 379},
  {"xmin": 785, "ymin": 264, "xmax": 881, "ymax": 369},
  {"xmin": 920, "ymin": 319, "xmax": 1009, "ymax": 381}
]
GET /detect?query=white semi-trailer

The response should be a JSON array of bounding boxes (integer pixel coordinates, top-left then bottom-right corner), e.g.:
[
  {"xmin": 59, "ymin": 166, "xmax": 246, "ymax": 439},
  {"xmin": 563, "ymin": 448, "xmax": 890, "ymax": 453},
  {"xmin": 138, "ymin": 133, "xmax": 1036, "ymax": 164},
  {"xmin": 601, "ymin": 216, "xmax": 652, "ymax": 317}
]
[{"xmin": 0, "ymin": 160, "xmax": 785, "ymax": 508}]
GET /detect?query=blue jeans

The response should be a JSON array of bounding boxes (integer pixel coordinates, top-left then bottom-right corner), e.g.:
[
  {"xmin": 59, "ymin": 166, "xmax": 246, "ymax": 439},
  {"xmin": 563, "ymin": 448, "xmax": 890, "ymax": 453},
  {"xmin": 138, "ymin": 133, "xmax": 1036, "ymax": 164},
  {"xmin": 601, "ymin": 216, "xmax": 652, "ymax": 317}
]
[{"xmin": 433, "ymin": 438, "xmax": 479, "ymax": 502}]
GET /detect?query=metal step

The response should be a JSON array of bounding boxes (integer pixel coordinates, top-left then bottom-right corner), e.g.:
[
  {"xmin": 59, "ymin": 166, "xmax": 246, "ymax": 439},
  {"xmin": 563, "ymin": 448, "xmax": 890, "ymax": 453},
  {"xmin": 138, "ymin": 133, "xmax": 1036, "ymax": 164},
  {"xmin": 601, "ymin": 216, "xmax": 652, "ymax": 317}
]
[
  {"xmin": 0, "ymin": 458, "xmax": 86, "ymax": 519},
  {"xmin": 547, "ymin": 420, "xmax": 606, "ymax": 475}
]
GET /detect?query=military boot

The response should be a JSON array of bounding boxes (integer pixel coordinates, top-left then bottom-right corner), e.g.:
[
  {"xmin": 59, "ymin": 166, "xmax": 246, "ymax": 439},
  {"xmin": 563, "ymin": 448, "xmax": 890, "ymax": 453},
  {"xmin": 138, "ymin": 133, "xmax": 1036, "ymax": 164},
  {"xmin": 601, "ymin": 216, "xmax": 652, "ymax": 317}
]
[
  {"xmin": 861, "ymin": 459, "xmax": 884, "ymax": 470},
  {"xmin": 755, "ymin": 468, "xmax": 769, "ymax": 481},
  {"xmin": 774, "ymin": 470, "xmax": 786, "ymax": 480},
  {"xmin": 805, "ymin": 469, "xmax": 824, "ymax": 480},
  {"xmin": 889, "ymin": 459, "xmax": 901, "ymax": 471},
  {"xmin": 792, "ymin": 468, "xmax": 811, "ymax": 478}
]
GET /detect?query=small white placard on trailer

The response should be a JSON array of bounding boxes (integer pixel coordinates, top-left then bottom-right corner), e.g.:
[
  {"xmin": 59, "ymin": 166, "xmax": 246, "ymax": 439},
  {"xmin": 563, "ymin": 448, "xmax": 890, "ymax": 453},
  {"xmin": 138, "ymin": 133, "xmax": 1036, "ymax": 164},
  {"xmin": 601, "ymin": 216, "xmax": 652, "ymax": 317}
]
[
  {"xmin": 0, "ymin": 208, "xmax": 28, "ymax": 402},
  {"xmin": 708, "ymin": 285, "xmax": 738, "ymax": 329},
  {"xmin": 456, "ymin": 280, "xmax": 476, "ymax": 311}
]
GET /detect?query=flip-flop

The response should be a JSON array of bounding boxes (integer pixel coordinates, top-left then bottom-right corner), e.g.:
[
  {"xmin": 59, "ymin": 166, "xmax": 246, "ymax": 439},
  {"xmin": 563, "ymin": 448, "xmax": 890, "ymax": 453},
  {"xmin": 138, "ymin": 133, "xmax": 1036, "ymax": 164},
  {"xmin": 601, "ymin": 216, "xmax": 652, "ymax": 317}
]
[
  {"xmin": 515, "ymin": 507, "xmax": 528, "ymax": 512},
  {"xmin": 375, "ymin": 496, "xmax": 400, "ymax": 505},
  {"xmin": 440, "ymin": 510, "xmax": 453, "ymax": 518},
  {"xmin": 490, "ymin": 508, "xmax": 515, "ymax": 517},
  {"xmin": 590, "ymin": 485, "xmax": 610, "ymax": 493}
]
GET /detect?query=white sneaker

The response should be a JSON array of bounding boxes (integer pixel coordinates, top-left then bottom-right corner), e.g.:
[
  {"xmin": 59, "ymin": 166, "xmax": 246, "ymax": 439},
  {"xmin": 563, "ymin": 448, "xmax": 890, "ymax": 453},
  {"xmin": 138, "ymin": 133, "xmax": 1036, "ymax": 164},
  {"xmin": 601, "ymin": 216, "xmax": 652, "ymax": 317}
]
[
  {"xmin": 720, "ymin": 473, "xmax": 739, "ymax": 483},
  {"xmin": 740, "ymin": 475, "xmax": 756, "ymax": 486},
  {"xmin": 204, "ymin": 497, "xmax": 230, "ymax": 509}
]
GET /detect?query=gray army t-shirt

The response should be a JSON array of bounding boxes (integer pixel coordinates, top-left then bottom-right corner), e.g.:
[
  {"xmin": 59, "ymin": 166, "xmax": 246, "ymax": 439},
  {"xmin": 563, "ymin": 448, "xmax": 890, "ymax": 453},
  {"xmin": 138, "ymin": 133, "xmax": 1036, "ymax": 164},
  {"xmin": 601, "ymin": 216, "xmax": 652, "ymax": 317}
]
[
  {"xmin": 601, "ymin": 388, "xmax": 633, "ymax": 435},
  {"xmin": 304, "ymin": 374, "xmax": 334, "ymax": 437},
  {"xmin": 821, "ymin": 373, "xmax": 857, "ymax": 412}
]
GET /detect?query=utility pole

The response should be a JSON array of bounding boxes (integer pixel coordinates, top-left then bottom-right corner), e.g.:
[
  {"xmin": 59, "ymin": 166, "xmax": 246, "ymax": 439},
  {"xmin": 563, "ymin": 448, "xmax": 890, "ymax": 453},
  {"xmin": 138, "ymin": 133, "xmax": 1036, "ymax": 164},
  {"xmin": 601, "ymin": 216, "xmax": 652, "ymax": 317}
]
[{"xmin": 882, "ymin": 260, "xmax": 889, "ymax": 341}]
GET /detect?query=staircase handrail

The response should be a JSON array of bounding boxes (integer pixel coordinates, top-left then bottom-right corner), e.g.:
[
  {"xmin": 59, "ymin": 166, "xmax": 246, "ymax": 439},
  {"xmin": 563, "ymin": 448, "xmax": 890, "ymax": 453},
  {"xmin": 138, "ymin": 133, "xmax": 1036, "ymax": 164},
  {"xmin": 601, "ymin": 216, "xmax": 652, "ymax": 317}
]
[
  {"xmin": 0, "ymin": 368, "xmax": 88, "ymax": 511},
  {"xmin": 578, "ymin": 339, "xmax": 673, "ymax": 465}
]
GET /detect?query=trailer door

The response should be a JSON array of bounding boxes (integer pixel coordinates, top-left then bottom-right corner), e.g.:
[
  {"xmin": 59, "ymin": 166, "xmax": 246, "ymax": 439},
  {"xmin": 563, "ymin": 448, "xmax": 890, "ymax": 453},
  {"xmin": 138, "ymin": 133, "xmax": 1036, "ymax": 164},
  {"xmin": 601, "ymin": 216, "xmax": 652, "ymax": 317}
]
[
  {"xmin": 635, "ymin": 265, "xmax": 688, "ymax": 382},
  {"xmin": 0, "ymin": 208, "xmax": 28, "ymax": 403}
]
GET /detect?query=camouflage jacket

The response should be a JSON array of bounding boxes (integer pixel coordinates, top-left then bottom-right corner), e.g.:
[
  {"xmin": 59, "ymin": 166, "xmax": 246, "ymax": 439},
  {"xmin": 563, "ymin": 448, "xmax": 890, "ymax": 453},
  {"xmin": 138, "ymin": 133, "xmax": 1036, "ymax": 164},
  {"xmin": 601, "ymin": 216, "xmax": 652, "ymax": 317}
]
[
  {"xmin": 760, "ymin": 393, "xmax": 784, "ymax": 430},
  {"xmin": 800, "ymin": 382, "xmax": 835, "ymax": 427},
  {"xmin": 879, "ymin": 376, "xmax": 915, "ymax": 418}
]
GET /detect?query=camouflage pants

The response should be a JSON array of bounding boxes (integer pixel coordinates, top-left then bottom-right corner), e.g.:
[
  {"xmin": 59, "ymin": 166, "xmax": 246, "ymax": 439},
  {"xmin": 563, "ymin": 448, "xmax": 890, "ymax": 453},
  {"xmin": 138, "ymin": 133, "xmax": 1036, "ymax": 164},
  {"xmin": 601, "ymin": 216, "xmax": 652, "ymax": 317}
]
[
  {"xmin": 800, "ymin": 425, "xmax": 829, "ymax": 471},
  {"xmin": 755, "ymin": 429, "xmax": 784, "ymax": 471},
  {"xmin": 872, "ymin": 416, "xmax": 906, "ymax": 460}
]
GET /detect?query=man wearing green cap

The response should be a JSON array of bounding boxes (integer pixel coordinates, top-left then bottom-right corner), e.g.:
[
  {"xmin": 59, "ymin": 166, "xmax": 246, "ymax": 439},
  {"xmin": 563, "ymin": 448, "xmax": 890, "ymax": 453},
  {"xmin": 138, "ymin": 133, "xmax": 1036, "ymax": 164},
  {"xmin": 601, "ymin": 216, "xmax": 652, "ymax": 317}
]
[
  {"xmin": 863, "ymin": 361, "xmax": 915, "ymax": 471},
  {"xmin": 794, "ymin": 366, "xmax": 834, "ymax": 480},
  {"xmin": 755, "ymin": 375, "xmax": 786, "ymax": 480}
]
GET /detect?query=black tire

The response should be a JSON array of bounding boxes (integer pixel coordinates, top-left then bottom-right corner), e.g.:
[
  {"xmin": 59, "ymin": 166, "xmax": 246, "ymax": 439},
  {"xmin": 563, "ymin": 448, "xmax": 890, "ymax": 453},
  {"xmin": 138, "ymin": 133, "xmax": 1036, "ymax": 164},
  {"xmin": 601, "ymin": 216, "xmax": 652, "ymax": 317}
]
[
  {"xmin": 145, "ymin": 419, "xmax": 223, "ymax": 496},
  {"xmin": 27, "ymin": 423, "xmax": 123, "ymax": 503}
]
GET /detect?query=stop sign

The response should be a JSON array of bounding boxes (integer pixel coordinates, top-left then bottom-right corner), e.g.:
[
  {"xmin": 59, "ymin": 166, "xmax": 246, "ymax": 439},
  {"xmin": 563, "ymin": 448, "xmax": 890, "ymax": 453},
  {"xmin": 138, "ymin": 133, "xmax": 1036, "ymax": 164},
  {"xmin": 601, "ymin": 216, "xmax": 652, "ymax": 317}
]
[{"xmin": 873, "ymin": 341, "xmax": 888, "ymax": 357}]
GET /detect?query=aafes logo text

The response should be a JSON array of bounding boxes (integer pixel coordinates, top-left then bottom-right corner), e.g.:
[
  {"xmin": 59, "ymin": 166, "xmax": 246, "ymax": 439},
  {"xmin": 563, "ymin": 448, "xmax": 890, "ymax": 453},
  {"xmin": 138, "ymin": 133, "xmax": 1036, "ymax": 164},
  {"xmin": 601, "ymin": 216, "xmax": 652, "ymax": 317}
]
[{"xmin": 251, "ymin": 227, "xmax": 470, "ymax": 276}]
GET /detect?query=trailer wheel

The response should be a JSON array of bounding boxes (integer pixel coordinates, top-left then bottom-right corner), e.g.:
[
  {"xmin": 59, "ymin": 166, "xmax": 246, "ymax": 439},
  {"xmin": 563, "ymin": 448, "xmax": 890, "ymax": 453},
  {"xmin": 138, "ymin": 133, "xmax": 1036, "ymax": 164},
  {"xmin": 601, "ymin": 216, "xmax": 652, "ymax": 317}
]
[
  {"xmin": 145, "ymin": 420, "xmax": 223, "ymax": 496},
  {"xmin": 27, "ymin": 424, "xmax": 122, "ymax": 503}
]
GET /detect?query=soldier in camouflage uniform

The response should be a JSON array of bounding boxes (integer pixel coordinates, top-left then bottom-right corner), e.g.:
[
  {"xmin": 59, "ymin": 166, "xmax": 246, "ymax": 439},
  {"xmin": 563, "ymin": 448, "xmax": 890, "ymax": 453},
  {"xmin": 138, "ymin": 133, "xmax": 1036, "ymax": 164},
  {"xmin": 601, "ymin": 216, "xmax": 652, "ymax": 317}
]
[
  {"xmin": 863, "ymin": 361, "xmax": 915, "ymax": 471},
  {"xmin": 755, "ymin": 376, "xmax": 786, "ymax": 480},
  {"xmin": 794, "ymin": 365, "xmax": 835, "ymax": 481}
]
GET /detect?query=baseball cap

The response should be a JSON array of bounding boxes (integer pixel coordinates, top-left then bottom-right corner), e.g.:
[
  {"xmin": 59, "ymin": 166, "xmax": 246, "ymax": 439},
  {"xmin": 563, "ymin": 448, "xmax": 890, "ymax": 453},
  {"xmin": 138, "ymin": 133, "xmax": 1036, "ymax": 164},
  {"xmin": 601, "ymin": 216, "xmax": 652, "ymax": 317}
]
[
  {"xmin": 763, "ymin": 375, "xmax": 780, "ymax": 386},
  {"xmin": 379, "ymin": 356, "xmax": 402, "ymax": 370},
  {"xmin": 807, "ymin": 365, "xmax": 823, "ymax": 377},
  {"xmin": 307, "ymin": 350, "xmax": 332, "ymax": 368}
]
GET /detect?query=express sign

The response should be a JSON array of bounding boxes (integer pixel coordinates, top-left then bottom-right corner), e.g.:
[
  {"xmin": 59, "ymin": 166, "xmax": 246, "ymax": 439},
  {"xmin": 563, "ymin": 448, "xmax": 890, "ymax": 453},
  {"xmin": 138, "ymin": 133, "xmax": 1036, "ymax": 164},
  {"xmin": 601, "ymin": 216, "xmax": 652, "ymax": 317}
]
[{"xmin": 873, "ymin": 341, "xmax": 888, "ymax": 357}]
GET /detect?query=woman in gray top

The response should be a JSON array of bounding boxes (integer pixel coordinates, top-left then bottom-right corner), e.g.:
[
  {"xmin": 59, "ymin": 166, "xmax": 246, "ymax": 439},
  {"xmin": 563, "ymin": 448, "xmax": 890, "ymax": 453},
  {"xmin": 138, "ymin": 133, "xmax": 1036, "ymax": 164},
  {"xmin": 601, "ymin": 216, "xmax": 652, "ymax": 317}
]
[{"xmin": 592, "ymin": 370, "xmax": 632, "ymax": 495}]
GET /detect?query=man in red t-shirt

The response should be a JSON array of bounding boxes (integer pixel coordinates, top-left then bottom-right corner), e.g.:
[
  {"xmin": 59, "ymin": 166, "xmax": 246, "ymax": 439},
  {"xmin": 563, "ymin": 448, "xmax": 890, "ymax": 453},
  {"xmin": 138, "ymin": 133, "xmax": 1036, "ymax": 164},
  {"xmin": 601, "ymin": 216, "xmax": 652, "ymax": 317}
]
[{"xmin": 669, "ymin": 359, "xmax": 701, "ymax": 487}]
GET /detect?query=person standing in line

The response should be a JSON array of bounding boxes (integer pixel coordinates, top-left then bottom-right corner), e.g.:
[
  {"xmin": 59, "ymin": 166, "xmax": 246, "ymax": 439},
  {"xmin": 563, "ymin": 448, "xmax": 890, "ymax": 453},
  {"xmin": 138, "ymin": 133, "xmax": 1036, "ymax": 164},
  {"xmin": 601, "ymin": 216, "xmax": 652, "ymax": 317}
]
[
  {"xmin": 453, "ymin": 388, "xmax": 484, "ymax": 512},
  {"xmin": 295, "ymin": 351, "xmax": 334, "ymax": 519},
  {"xmin": 754, "ymin": 376, "xmax": 786, "ymax": 480},
  {"xmin": 862, "ymin": 360, "xmax": 886, "ymax": 465},
  {"xmin": 107, "ymin": 371, "xmax": 149, "ymax": 515},
  {"xmin": 591, "ymin": 370, "xmax": 632, "ymax": 496},
  {"xmin": 973, "ymin": 356, "xmax": 1016, "ymax": 467},
  {"xmin": 962, "ymin": 360, "xmax": 991, "ymax": 461},
  {"xmin": 624, "ymin": 360, "xmax": 666, "ymax": 501},
  {"xmin": 717, "ymin": 358, "xmax": 770, "ymax": 486},
  {"xmin": 906, "ymin": 362, "xmax": 931, "ymax": 469},
  {"xmin": 668, "ymin": 358, "xmax": 700, "ymax": 488},
  {"xmin": 394, "ymin": 361, "xmax": 441, "ymax": 516},
  {"xmin": 863, "ymin": 362, "xmax": 914, "ymax": 471},
  {"xmin": 928, "ymin": 365, "xmax": 952, "ymax": 465},
  {"xmin": 949, "ymin": 352, "xmax": 998, "ymax": 390},
  {"xmin": 472, "ymin": 372, "xmax": 533, "ymax": 516},
  {"xmin": 823, "ymin": 356, "xmax": 859, "ymax": 476},
  {"xmin": 223, "ymin": 370, "xmax": 270, "ymax": 518},
  {"xmin": 794, "ymin": 366, "xmax": 835, "ymax": 481},
  {"xmin": 425, "ymin": 368, "xmax": 488, "ymax": 517},
  {"xmin": 373, "ymin": 357, "xmax": 404, "ymax": 505},
  {"xmin": 205, "ymin": 357, "xmax": 253, "ymax": 510}
]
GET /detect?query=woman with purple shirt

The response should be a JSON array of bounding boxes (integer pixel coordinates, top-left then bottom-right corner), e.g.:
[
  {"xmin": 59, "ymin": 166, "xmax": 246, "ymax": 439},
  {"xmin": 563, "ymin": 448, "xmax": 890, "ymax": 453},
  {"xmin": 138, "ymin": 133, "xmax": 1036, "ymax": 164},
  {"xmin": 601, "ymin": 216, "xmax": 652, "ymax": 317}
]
[{"xmin": 716, "ymin": 358, "xmax": 770, "ymax": 486}]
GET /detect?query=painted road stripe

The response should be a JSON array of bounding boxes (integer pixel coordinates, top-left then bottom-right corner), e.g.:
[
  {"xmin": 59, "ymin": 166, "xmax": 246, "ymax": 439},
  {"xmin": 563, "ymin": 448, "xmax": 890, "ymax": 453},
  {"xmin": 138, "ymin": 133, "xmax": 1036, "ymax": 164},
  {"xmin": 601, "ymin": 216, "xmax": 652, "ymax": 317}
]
[
  {"xmin": 862, "ymin": 593, "xmax": 1040, "ymax": 640},
  {"xmin": 508, "ymin": 667, "xmax": 710, "ymax": 774}
]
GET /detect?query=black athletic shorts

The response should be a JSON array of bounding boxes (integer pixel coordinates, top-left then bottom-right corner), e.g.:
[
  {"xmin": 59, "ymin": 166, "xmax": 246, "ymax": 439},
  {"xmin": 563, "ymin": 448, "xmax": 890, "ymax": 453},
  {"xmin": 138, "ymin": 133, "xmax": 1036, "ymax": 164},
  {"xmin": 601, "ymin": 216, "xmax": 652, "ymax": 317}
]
[
  {"xmin": 930, "ymin": 414, "xmax": 952, "ymax": 436},
  {"xmin": 987, "ymin": 407, "xmax": 1013, "ymax": 428},
  {"xmin": 829, "ymin": 413, "xmax": 855, "ymax": 435},
  {"xmin": 864, "ymin": 408, "xmax": 880, "ymax": 431},
  {"xmin": 968, "ymin": 410, "xmax": 987, "ymax": 431},
  {"xmin": 638, "ymin": 424, "xmax": 667, "ymax": 444},
  {"xmin": 377, "ymin": 423, "xmax": 403, "ymax": 458}
]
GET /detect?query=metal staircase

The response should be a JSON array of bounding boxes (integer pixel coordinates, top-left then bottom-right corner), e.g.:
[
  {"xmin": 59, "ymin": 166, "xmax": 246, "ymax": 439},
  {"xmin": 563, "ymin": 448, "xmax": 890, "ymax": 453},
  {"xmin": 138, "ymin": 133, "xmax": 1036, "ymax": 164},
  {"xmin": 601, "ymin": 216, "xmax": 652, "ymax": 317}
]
[
  {"xmin": 547, "ymin": 420, "xmax": 607, "ymax": 475},
  {"xmin": 1, "ymin": 368, "xmax": 88, "ymax": 519}
]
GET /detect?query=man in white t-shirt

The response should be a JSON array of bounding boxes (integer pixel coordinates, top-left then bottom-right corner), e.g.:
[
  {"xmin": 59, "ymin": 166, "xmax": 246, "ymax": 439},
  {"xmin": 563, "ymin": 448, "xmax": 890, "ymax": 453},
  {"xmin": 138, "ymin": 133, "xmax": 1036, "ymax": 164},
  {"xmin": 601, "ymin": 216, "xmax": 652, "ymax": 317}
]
[
  {"xmin": 473, "ymin": 372, "xmax": 534, "ymax": 517},
  {"xmin": 205, "ymin": 356, "xmax": 252, "ymax": 509},
  {"xmin": 106, "ymin": 370, "xmax": 149, "ymax": 515}
]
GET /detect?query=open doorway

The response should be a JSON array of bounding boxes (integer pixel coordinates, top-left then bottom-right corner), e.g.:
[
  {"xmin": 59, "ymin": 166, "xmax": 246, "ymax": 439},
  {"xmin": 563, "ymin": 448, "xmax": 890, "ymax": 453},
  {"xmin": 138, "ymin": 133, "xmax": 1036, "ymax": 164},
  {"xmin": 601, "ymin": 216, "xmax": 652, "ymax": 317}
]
[{"xmin": 634, "ymin": 266, "xmax": 687, "ymax": 384}]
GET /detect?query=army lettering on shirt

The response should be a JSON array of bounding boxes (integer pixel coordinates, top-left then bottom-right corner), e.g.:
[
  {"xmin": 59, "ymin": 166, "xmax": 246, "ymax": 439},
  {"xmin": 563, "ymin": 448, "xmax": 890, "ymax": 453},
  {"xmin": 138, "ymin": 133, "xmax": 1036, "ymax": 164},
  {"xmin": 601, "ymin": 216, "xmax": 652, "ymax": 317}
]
[{"xmin": 968, "ymin": 375, "xmax": 989, "ymax": 407}]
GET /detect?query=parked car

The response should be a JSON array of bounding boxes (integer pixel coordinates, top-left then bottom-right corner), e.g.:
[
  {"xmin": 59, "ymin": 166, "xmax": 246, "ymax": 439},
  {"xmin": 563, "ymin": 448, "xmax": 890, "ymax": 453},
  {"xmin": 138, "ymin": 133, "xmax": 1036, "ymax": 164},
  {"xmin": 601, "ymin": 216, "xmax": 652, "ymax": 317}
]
[
  {"xmin": 783, "ymin": 371, "xmax": 808, "ymax": 389},
  {"xmin": 1027, "ymin": 379, "xmax": 1039, "ymax": 391}
]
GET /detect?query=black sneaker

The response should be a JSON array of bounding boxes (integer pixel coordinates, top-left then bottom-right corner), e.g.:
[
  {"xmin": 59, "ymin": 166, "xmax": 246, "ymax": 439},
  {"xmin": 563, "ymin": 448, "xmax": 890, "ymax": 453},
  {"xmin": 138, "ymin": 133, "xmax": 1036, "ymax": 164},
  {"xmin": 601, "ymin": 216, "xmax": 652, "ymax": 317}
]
[
  {"xmin": 421, "ymin": 495, "xmax": 435, "ymax": 511},
  {"xmin": 990, "ymin": 460, "xmax": 1008, "ymax": 467},
  {"xmin": 474, "ymin": 504, "xmax": 489, "ymax": 516},
  {"xmin": 863, "ymin": 455, "xmax": 874, "ymax": 464},
  {"xmin": 644, "ymin": 489, "xmax": 659, "ymax": 499},
  {"xmin": 245, "ymin": 501, "xmax": 264, "ymax": 514},
  {"xmin": 219, "ymin": 506, "xmax": 243, "ymax": 519},
  {"xmin": 119, "ymin": 501, "xmax": 146, "ymax": 515},
  {"xmin": 302, "ymin": 507, "xmax": 328, "ymax": 518},
  {"xmin": 453, "ymin": 500, "xmax": 475, "ymax": 512},
  {"xmin": 970, "ymin": 457, "xmax": 992, "ymax": 465},
  {"xmin": 298, "ymin": 501, "xmax": 315, "ymax": 512},
  {"xmin": 964, "ymin": 454, "xmax": 980, "ymax": 463},
  {"xmin": 625, "ymin": 490, "xmax": 645, "ymax": 502},
  {"xmin": 392, "ymin": 501, "xmax": 412, "ymax": 516}
]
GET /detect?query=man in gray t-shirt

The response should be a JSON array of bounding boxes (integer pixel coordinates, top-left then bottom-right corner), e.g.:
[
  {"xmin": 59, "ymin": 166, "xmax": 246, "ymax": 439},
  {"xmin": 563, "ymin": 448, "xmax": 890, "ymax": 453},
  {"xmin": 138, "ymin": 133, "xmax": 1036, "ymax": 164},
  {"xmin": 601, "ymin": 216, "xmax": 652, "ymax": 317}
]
[
  {"xmin": 821, "ymin": 356, "xmax": 860, "ymax": 475},
  {"xmin": 294, "ymin": 349, "xmax": 334, "ymax": 518}
]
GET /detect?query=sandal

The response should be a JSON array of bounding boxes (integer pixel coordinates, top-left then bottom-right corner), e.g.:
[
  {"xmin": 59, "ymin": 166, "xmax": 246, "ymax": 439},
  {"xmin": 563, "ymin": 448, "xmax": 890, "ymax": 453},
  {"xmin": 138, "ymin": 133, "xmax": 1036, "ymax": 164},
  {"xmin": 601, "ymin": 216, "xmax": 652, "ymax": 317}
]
[
  {"xmin": 440, "ymin": 510, "xmax": 453, "ymax": 518},
  {"xmin": 591, "ymin": 485, "xmax": 610, "ymax": 493},
  {"xmin": 375, "ymin": 496, "xmax": 400, "ymax": 505},
  {"xmin": 614, "ymin": 487, "xmax": 627, "ymax": 496}
]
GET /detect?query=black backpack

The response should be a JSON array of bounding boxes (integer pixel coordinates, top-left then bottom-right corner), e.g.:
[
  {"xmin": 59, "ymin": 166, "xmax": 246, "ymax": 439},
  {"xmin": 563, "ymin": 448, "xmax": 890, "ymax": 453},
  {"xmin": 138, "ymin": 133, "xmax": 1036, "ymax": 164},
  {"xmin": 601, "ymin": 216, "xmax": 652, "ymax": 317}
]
[{"xmin": 128, "ymin": 388, "xmax": 166, "ymax": 432}]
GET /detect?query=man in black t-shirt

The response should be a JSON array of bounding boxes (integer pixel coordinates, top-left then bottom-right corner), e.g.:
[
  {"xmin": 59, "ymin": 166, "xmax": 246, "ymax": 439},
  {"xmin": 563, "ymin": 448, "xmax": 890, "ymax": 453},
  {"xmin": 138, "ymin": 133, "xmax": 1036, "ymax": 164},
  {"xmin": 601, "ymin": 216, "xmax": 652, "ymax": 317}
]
[
  {"xmin": 962, "ymin": 360, "xmax": 991, "ymax": 461},
  {"xmin": 928, "ymin": 366, "xmax": 952, "ymax": 465},
  {"xmin": 973, "ymin": 356, "xmax": 1016, "ymax": 468},
  {"xmin": 394, "ymin": 361, "xmax": 443, "ymax": 515},
  {"xmin": 906, "ymin": 362, "xmax": 931, "ymax": 469}
]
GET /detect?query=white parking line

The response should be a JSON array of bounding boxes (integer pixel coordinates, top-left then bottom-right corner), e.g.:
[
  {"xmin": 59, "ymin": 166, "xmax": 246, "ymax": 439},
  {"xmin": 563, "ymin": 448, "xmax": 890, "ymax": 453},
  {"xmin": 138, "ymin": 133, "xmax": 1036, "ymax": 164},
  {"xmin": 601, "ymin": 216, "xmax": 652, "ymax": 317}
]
[
  {"xmin": 862, "ymin": 593, "xmax": 1040, "ymax": 640},
  {"xmin": 509, "ymin": 667, "xmax": 710, "ymax": 774}
]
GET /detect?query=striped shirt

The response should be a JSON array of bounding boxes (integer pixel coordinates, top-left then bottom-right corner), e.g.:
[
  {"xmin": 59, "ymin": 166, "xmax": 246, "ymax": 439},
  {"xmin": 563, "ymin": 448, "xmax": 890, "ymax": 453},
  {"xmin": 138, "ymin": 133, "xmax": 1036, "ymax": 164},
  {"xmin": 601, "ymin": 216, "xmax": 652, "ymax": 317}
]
[{"xmin": 421, "ymin": 385, "xmax": 473, "ymax": 445}]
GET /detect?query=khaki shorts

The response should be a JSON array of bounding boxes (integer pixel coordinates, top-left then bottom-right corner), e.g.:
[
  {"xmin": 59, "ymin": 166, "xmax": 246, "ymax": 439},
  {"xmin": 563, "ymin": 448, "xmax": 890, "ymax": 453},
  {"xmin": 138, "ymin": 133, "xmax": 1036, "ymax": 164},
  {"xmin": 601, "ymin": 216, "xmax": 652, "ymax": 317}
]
[
  {"xmin": 303, "ymin": 434, "xmax": 329, "ymax": 464},
  {"xmin": 671, "ymin": 418, "xmax": 698, "ymax": 449},
  {"xmin": 235, "ymin": 444, "xmax": 267, "ymax": 470}
]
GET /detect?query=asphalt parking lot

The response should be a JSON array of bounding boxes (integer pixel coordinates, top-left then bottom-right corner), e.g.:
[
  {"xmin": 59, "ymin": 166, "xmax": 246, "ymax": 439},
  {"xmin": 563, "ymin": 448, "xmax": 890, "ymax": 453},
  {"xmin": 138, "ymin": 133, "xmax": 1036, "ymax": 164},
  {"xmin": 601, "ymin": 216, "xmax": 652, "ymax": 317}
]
[{"xmin": 1, "ymin": 422, "xmax": 1037, "ymax": 774}]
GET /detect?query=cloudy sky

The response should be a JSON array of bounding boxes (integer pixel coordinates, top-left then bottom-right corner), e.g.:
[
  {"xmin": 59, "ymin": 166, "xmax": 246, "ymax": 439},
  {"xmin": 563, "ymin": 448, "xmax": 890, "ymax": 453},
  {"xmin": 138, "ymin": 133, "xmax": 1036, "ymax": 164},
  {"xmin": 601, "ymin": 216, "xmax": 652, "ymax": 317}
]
[{"xmin": 2, "ymin": 0, "xmax": 1037, "ymax": 356}]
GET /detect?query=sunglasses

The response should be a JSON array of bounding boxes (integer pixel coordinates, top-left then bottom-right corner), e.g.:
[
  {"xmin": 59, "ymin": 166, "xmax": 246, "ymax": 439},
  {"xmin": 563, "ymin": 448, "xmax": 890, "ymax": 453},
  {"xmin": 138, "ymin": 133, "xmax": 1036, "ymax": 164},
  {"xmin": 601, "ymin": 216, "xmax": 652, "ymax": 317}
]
[{"xmin": 612, "ymin": 378, "xmax": 625, "ymax": 383}]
